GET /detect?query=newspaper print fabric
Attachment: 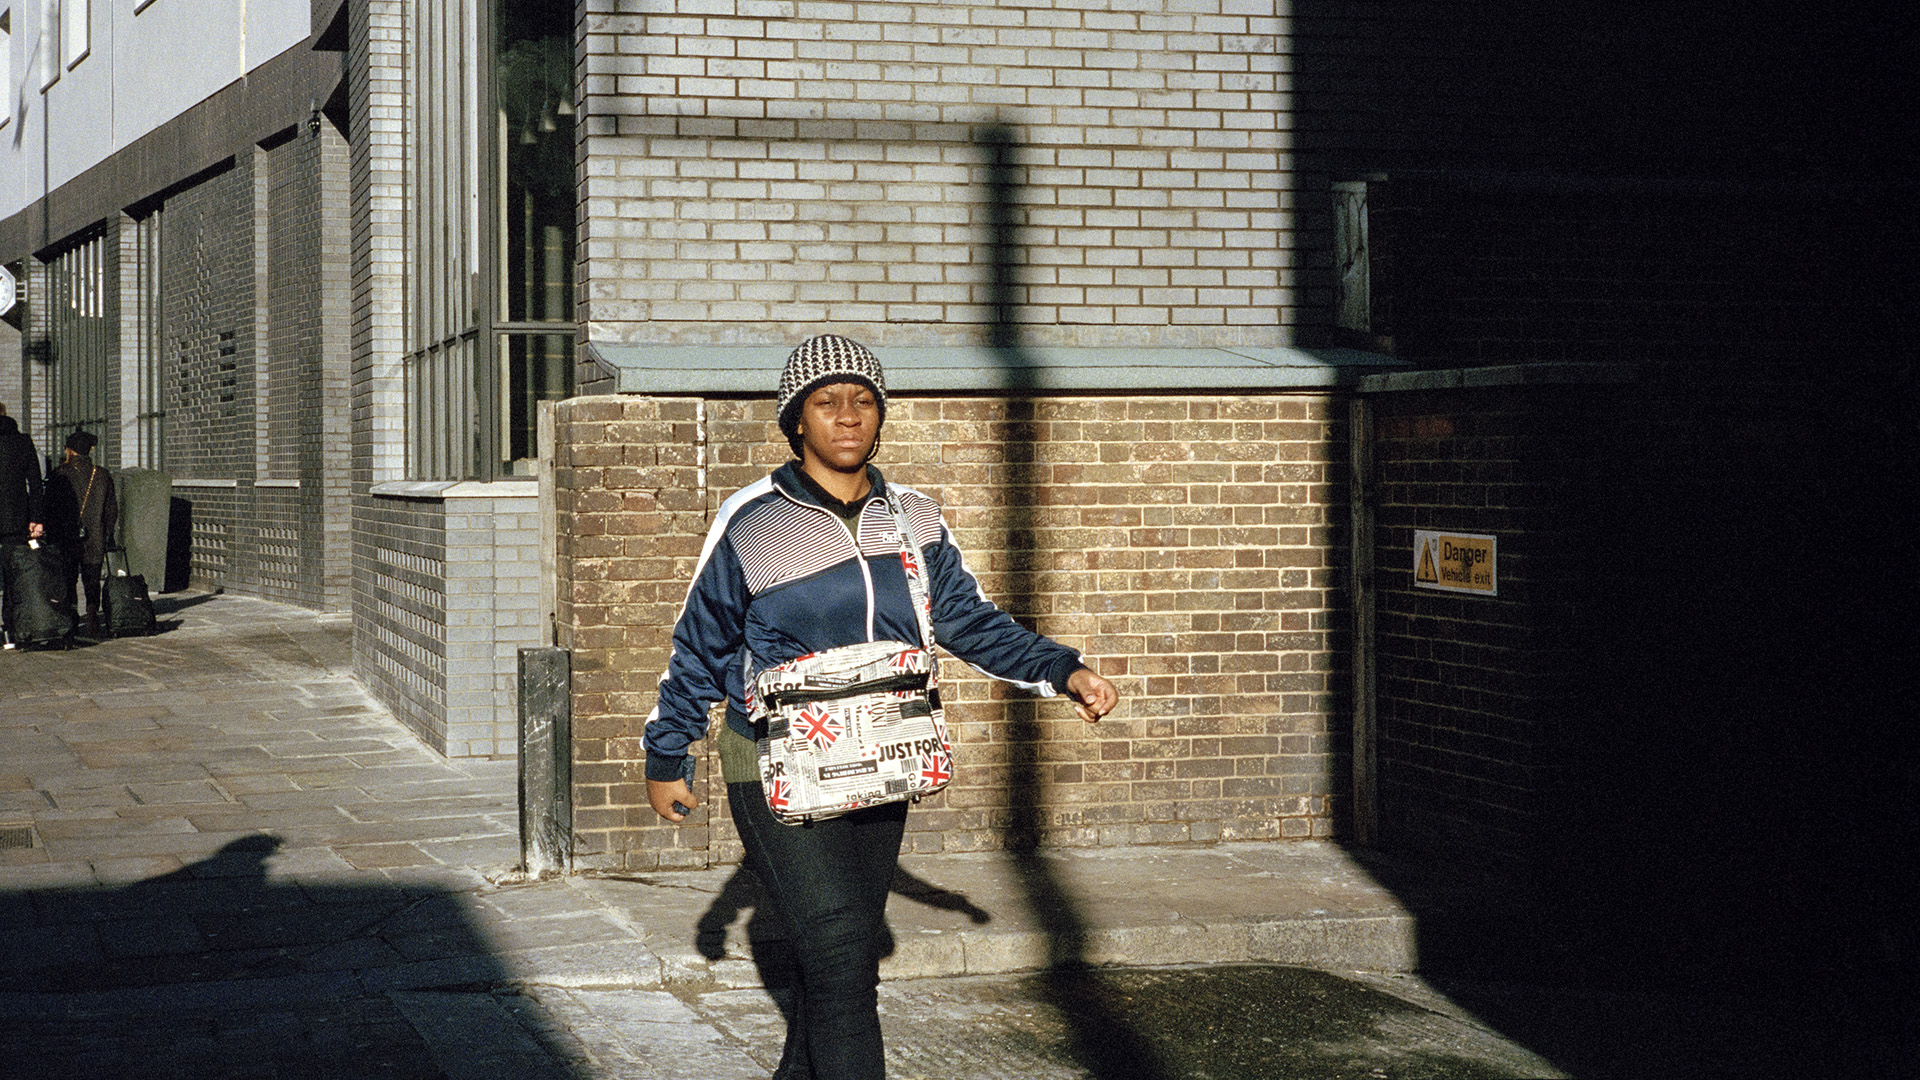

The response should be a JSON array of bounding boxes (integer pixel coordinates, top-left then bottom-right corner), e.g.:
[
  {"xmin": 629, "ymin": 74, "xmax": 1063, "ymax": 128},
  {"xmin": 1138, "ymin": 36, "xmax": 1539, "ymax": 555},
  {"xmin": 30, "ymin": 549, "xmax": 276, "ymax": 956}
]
[{"xmin": 753, "ymin": 639, "xmax": 951, "ymax": 826}]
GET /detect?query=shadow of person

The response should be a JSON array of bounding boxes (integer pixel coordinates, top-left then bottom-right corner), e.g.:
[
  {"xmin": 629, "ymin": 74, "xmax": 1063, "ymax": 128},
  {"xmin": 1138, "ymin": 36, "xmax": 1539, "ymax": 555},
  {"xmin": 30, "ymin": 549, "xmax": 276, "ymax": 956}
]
[
  {"xmin": 696, "ymin": 864, "xmax": 994, "ymax": 963},
  {"xmin": 151, "ymin": 591, "xmax": 222, "ymax": 616},
  {"xmin": 695, "ymin": 862, "xmax": 997, "ymax": 1044},
  {"xmin": 888, "ymin": 866, "xmax": 991, "ymax": 925},
  {"xmin": 0, "ymin": 833, "xmax": 589, "ymax": 1078}
]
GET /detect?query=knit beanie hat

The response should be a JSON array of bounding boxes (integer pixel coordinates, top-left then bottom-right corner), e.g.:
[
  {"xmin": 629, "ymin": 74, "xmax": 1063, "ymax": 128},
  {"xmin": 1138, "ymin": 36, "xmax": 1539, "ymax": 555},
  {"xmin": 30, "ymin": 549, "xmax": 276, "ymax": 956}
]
[{"xmin": 776, "ymin": 334, "xmax": 886, "ymax": 453}]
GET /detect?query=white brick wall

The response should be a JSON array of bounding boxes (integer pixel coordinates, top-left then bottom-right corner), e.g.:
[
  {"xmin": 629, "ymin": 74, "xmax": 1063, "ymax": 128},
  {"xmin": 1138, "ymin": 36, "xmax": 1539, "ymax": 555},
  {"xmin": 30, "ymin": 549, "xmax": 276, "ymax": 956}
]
[
  {"xmin": 580, "ymin": 1, "xmax": 1293, "ymax": 348},
  {"xmin": 361, "ymin": 488, "xmax": 543, "ymax": 758}
]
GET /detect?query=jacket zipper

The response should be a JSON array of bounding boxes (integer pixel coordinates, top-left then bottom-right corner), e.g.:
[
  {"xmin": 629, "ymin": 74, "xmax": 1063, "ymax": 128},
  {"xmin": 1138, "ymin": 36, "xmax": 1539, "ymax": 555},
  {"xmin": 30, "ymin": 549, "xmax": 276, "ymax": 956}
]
[
  {"xmin": 777, "ymin": 484, "xmax": 880, "ymax": 641},
  {"xmin": 764, "ymin": 670, "xmax": 928, "ymax": 709}
]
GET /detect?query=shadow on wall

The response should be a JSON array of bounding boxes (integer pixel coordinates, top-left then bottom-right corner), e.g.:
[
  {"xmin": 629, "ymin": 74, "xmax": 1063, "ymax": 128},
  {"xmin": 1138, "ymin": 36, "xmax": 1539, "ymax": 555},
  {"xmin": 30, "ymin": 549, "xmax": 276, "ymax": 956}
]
[
  {"xmin": 0, "ymin": 835, "xmax": 591, "ymax": 1078},
  {"xmin": 1340, "ymin": 382, "xmax": 1919, "ymax": 1078},
  {"xmin": 977, "ymin": 120, "xmax": 1180, "ymax": 1080}
]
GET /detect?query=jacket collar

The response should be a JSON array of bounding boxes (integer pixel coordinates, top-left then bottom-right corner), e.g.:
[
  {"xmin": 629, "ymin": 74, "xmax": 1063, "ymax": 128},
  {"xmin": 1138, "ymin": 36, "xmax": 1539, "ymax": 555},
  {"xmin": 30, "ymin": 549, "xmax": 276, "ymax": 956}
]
[{"xmin": 773, "ymin": 461, "xmax": 886, "ymax": 514}]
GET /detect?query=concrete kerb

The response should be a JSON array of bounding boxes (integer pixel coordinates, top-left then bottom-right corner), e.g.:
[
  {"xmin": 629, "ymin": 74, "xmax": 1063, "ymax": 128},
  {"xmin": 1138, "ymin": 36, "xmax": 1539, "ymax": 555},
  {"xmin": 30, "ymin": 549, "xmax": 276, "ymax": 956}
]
[{"xmin": 500, "ymin": 841, "xmax": 1421, "ymax": 994}]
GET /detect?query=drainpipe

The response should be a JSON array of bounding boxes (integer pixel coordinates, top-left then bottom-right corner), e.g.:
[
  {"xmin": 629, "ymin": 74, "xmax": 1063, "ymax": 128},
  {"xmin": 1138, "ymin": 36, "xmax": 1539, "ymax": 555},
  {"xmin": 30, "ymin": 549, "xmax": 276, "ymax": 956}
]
[{"xmin": 1349, "ymin": 396, "xmax": 1379, "ymax": 846}]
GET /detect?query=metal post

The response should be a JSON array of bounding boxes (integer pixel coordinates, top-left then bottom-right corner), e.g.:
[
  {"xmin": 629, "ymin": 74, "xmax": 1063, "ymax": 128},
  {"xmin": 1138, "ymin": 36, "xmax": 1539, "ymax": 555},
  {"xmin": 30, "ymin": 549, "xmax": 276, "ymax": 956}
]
[
  {"xmin": 1349, "ymin": 396, "xmax": 1379, "ymax": 847},
  {"xmin": 518, "ymin": 645, "xmax": 573, "ymax": 875}
]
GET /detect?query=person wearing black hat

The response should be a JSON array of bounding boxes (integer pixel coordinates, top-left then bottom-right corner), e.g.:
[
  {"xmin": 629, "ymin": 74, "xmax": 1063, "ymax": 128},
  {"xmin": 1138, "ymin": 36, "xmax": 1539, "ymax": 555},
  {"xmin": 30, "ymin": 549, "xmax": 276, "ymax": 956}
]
[
  {"xmin": 47, "ymin": 430, "xmax": 117, "ymax": 637},
  {"xmin": 642, "ymin": 334, "xmax": 1118, "ymax": 1079}
]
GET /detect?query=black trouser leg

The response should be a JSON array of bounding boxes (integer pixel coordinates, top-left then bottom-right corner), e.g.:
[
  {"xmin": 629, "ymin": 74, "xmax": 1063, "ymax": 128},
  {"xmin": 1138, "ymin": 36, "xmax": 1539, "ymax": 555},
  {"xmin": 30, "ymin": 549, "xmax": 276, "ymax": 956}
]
[{"xmin": 728, "ymin": 780, "xmax": 906, "ymax": 1080}]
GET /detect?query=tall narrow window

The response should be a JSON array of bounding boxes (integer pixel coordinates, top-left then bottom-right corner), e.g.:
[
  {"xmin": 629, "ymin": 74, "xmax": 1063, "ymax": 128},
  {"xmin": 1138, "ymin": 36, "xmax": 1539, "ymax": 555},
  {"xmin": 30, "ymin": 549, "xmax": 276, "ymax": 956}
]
[
  {"xmin": 406, "ymin": 0, "xmax": 573, "ymax": 480},
  {"xmin": 406, "ymin": 0, "xmax": 482, "ymax": 480},
  {"xmin": 38, "ymin": 0, "xmax": 57, "ymax": 89},
  {"xmin": 1, "ymin": 12, "xmax": 13, "ymax": 128},
  {"xmin": 61, "ymin": 0, "xmax": 83, "ymax": 68},
  {"xmin": 1334, "ymin": 181, "xmax": 1370, "ymax": 337},
  {"xmin": 128, "ymin": 210, "xmax": 166, "ymax": 467},
  {"xmin": 48, "ymin": 230, "xmax": 110, "ymax": 455},
  {"xmin": 1333, "ymin": 178, "xmax": 1393, "ymax": 354},
  {"xmin": 494, "ymin": 0, "xmax": 574, "ymax": 472}
]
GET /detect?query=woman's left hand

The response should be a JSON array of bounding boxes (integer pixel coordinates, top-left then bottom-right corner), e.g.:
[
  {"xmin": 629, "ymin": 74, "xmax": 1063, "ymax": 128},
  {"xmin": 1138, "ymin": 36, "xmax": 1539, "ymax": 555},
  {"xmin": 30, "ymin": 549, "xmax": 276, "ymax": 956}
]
[{"xmin": 1065, "ymin": 668, "xmax": 1119, "ymax": 722}]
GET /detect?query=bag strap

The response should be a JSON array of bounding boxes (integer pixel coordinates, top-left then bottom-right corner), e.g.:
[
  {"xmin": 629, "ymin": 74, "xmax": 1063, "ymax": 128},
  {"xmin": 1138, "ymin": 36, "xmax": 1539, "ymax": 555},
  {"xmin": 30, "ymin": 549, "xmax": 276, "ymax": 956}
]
[
  {"xmin": 885, "ymin": 490, "xmax": 938, "ymax": 659},
  {"xmin": 79, "ymin": 466, "xmax": 99, "ymax": 519}
]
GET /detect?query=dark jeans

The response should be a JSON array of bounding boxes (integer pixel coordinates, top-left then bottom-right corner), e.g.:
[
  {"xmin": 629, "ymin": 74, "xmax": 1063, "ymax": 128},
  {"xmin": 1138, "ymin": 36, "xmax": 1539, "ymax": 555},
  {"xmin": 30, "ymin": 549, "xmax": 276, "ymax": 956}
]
[
  {"xmin": 67, "ymin": 553, "xmax": 102, "ymax": 617},
  {"xmin": 728, "ymin": 779, "xmax": 907, "ymax": 1080}
]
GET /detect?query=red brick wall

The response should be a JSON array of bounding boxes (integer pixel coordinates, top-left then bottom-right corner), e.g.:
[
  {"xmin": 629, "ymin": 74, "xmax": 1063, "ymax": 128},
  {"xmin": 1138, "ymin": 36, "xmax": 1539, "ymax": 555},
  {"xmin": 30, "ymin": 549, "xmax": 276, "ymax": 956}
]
[{"xmin": 555, "ymin": 392, "xmax": 1347, "ymax": 870}]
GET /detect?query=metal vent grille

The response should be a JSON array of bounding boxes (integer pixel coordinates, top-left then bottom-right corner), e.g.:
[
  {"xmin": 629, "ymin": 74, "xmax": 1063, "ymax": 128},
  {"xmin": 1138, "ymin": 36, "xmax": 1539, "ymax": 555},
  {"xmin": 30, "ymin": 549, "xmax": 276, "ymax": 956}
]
[{"xmin": 0, "ymin": 825, "xmax": 37, "ymax": 850}]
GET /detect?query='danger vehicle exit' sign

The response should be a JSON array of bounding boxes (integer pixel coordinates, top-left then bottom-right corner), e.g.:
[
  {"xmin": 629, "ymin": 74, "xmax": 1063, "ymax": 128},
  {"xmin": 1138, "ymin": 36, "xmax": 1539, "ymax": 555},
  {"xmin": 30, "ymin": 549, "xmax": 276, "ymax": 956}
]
[{"xmin": 1413, "ymin": 531, "xmax": 1497, "ymax": 596}]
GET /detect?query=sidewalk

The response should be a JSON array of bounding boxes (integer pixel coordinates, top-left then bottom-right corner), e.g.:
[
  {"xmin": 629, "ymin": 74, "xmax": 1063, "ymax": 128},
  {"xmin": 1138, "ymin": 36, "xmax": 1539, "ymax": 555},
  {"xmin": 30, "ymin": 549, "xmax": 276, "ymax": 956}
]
[{"xmin": 0, "ymin": 591, "xmax": 1496, "ymax": 1078}]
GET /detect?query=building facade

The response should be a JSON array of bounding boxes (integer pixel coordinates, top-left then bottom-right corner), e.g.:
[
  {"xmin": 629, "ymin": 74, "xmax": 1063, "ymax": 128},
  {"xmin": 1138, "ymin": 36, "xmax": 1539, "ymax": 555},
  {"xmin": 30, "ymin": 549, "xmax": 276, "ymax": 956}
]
[
  {"xmin": 0, "ymin": 0, "xmax": 350, "ymax": 610},
  {"xmin": 3, "ymin": 6, "xmax": 1908, "ymax": 980}
]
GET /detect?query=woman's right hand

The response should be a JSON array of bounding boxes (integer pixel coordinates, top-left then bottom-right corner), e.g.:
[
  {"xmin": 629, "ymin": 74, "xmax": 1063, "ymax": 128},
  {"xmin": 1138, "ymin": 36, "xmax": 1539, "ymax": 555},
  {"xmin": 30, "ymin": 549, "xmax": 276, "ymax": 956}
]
[{"xmin": 648, "ymin": 777, "xmax": 700, "ymax": 822}]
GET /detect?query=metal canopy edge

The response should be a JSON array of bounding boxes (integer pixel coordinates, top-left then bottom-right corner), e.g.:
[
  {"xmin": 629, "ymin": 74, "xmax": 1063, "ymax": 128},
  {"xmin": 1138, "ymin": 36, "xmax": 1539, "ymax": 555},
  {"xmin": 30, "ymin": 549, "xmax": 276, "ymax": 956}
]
[{"xmin": 584, "ymin": 342, "xmax": 1407, "ymax": 395}]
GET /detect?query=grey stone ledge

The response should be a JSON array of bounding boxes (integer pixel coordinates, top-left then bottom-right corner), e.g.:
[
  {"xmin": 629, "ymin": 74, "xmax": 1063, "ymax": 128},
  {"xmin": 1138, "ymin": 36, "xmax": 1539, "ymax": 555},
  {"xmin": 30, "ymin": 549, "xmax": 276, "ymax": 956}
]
[
  {"xmin": 370, "ymin": 480, "xmax": 540, "ymax": 501},
  {"xmin": 586, "ymin": 342, "xmax": 1408, "ymax": 395},
  {"xmin": 1357, "ymin": 361, "xmax": 1639, "ymax": 394}
]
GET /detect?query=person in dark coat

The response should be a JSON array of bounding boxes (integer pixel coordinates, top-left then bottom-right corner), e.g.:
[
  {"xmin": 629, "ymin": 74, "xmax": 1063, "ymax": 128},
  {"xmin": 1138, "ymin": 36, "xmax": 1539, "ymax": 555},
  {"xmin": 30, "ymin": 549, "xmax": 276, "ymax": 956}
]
[
  {"xmin": 0, "ymin": 412, "xmax": 47, "ymax": 644},
  {"xmin": 46, "ymin": 430, "xmax": 117, "ymax": 636},
  {"xmin": 0, "ymin": 414, "xmax": 43, "ymax": 542}
]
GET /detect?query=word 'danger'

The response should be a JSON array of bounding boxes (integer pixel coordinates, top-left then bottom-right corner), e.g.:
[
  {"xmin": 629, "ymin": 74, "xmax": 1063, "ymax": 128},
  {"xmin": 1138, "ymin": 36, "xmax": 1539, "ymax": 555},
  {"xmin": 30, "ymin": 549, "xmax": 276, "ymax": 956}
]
[{"xmin": 1413, "ymin": 531, "xmax": 1497, "ymax": 596}]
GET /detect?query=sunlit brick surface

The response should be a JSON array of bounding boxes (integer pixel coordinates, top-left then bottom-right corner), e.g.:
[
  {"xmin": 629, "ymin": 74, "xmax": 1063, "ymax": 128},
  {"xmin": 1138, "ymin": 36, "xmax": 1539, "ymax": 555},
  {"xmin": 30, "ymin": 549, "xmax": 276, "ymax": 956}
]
[{"xmin": 554, "ymin": 392, "xmax": 1345, "ymax": 869}]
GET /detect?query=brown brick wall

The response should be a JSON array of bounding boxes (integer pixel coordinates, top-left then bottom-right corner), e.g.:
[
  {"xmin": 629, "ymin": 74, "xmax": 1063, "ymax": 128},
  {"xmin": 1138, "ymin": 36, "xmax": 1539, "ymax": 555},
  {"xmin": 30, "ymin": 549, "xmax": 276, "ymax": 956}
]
[
  {"xmin": 555, "ymin": 391, "xmax": 1348, "ymax": 870},
  {"xmin": 1365, "ymin": 384, "xmax": 1626, "ymax": 870}
]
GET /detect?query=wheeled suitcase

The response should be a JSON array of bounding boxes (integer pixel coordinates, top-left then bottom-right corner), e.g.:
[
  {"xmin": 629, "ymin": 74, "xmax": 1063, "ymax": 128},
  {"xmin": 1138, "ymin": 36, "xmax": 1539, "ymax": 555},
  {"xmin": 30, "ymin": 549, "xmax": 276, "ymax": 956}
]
[
  {"xmin": 3, "ymin": 540, "xmax": 76, "ymax": 647},
  {"xmin": 101, "ymin": 550, "xmax": 157, "ymax": 637}
]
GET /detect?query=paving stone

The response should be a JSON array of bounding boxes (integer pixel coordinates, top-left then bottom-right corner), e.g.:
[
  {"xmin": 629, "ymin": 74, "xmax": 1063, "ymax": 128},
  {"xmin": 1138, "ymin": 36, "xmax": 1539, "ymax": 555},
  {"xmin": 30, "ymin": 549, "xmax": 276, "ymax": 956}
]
[
  {"xmin": 337, "ymin": 842, "xmax": 437, "ymax": 870},
  {"xmin": 90, "ymin": 854, "xmax": 188, "ymax": 885},
  {"xmin": 389, "ymin": 990, "xmax": 581, "ymax": 1080}
]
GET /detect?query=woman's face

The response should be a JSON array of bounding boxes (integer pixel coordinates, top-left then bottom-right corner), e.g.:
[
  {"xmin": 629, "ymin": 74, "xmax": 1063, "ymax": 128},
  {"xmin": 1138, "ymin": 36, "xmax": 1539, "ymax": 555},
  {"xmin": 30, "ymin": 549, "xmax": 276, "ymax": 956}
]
[{"xmin": 796, "ymin": 381, "xmax": 881, "ymax": 475}]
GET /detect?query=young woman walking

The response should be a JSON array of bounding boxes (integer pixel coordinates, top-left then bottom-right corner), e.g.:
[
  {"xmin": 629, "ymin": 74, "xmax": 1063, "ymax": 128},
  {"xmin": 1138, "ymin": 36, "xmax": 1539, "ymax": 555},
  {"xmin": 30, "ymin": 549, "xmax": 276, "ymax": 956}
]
[{"xmin": 643, "ymin": 334, "xmax": 1118, "ymax": 1079}]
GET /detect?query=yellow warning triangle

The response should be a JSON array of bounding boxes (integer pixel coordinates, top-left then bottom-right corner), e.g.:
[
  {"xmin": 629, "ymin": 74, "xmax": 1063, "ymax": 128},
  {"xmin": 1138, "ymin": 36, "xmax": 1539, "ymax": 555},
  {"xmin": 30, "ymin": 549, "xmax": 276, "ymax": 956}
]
[{"xmin": 1416, "ymin": 540, "xmax": 1439, "ymax": 583}]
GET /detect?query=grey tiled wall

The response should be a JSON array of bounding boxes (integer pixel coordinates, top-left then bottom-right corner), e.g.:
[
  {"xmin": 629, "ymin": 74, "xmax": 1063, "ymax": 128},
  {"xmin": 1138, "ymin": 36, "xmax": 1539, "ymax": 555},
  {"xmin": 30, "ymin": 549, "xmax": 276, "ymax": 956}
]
[{"xmin": 356, "ymin": 485, "xmax": 542, "ymax": 758}]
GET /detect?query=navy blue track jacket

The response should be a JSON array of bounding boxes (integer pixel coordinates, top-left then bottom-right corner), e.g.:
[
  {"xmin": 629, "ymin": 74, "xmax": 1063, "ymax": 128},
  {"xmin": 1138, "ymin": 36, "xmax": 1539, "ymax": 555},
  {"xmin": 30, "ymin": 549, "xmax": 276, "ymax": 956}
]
[{"xmin": 643, "ymin": 462, "xmax": 1086, "ymax": 782}]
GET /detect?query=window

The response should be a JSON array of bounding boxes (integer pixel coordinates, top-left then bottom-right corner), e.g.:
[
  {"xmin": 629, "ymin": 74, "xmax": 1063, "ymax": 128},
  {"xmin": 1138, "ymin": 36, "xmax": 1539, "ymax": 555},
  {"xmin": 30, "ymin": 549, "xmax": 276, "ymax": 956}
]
[
  {"xmin": 1333, "ymin": 178, "xmax": 1393, "ymax": 354},
  {"xmin": 127, "ymin": 210, "xmax": 165, "ymax": 467},
  {"xmin": 47, "ymin": 230, "xmax": 111, "ymax": 458},
  {"xmin": 1334, "ymin": 181, "xmax": 1370, "ymax": 336},
  {"xmin": 1, "ymin": 12, "xmax": 13, "ymax": 127},
  {"xmin": 38, "ymin": 0, "xmax": 56, "ymax": 89},
  {"xmin": 61, "ymin": 0, "xmax": 83, "ymax": 68},
  {"xmin": 406, "ymin": 0, "xmax": 483, "ymax": 480},
  {"xmin": 495, "ymin": 1, "xmax": 574, "ymax": 470},
  {"xmin": 406, "ymin": 0, "xmax": 573, "ymax": 480}
]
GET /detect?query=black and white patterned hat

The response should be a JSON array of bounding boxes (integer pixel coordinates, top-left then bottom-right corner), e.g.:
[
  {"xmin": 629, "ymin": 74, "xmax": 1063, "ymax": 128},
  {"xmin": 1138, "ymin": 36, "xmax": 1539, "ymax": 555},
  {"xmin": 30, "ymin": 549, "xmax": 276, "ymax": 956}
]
[{"xmin": 776, "ymin": 334, "xmax": 886, "ymax": 448}]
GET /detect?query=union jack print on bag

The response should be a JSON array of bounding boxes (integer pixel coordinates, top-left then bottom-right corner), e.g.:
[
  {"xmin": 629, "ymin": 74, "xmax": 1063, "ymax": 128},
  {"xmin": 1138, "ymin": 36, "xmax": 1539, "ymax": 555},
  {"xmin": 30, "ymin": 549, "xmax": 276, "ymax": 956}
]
[{"xmin": 752, "ymin": 638, "xmax": 950, "ymax": 826}]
